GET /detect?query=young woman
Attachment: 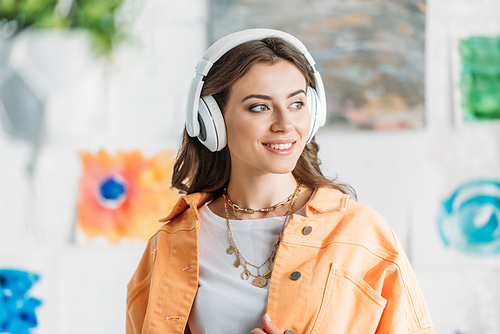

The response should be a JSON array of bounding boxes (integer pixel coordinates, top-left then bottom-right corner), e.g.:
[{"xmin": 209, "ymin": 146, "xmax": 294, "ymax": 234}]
[{"xmin": 126, "ymin": 29, "xmax": 434, "ymax": 334}]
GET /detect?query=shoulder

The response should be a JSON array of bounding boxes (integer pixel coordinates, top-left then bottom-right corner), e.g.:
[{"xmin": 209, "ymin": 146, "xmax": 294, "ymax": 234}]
[
  {"xmin": 309, "ymin": 187, "xmax": 402, "ymax": 257},
  {"xmin": 343, "ymin": 199, "xmax": 402, "ymax": 256},
  {"xmin": 149, "ymin": 192, "xmax": 214, "ymax": 234}
]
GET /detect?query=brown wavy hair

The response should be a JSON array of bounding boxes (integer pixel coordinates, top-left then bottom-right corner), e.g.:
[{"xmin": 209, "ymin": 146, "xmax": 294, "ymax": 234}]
[{"xmin": 172, "ymin": 37, "xmax": 355, "ymax": 199}]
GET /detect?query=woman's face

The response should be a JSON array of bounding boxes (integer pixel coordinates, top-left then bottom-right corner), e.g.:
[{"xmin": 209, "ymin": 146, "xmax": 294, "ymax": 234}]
[{"xmin": 223, "ymin": 60, "xmax": 311, "ymax": 177}]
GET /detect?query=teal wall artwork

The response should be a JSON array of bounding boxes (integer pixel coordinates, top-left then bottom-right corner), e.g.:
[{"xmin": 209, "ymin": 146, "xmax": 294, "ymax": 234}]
[
  {"xmin": 0, "ymin": 269, "xmax": 41, "ymax": 334},
  {"xmin": 210, "ymin": 0, "xmax": 426, "ymax": 130},
  {"xmin": 459, "ymin": 36, "xmax": 500, "ymax": 121},
  {"xmin": 438, "ymin": 179, "xmax": 500, "ymax": 256}
]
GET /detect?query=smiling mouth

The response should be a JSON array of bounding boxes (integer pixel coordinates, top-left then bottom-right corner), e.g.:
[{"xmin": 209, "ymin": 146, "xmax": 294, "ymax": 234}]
[{"xmin": 264, "ymin": 142, "xmax": 294, "ymax": 150}]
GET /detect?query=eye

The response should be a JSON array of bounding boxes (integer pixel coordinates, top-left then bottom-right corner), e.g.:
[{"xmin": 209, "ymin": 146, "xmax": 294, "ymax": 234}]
[
  {"xmin": 249, "ymin": 104, "xmax": 269, "ymax": 112},
  {"xmin": 290, "ymin": 101, "xmax": 304, "ymax": 110}
]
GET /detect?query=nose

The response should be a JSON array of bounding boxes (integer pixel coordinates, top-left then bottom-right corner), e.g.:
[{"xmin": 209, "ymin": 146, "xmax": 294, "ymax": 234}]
[{"xmin": 271, "ymin": 107, "xmax": 294, "ymax": 133}]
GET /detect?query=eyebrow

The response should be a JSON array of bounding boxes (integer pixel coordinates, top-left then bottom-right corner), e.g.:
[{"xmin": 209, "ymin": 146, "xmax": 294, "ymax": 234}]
[{"xmin": 240, "ymin": 89, "xmax": 306, "ymax": 103}]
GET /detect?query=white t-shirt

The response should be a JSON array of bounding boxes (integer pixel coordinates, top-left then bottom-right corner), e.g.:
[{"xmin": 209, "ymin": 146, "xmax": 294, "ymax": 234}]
[{"xmin": 188, "ymin": 202, "xmax": 305, "ymax": 334}]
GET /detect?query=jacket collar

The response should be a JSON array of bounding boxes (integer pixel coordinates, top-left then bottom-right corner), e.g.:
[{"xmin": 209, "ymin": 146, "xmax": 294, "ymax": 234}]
[
  {"xmin": 304, "ymin": 187, "xmax": 350, "ymax": 217},
  {"xmin": 159, "ymin": 187, "xmax": 349, "ymax": 223},
  {"xmin": 159, "ymin": 192, "xmax": 213, "ymax": 223}
]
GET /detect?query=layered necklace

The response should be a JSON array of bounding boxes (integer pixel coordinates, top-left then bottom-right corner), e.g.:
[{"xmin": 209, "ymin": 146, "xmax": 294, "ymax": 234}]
[{"xmin": 223, "ymin": 183, "xmax": 301, "ymax": 288}]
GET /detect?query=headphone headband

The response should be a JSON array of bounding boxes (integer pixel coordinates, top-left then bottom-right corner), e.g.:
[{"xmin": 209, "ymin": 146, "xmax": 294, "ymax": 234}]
[{"xmin": 202, "ymin": 29, "xmax": 316, "ymax": 75}]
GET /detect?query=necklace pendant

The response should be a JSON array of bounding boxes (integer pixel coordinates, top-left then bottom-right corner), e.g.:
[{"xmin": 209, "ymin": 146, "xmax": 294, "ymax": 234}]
[
  {"xmin": 252, "ymin": 276, "xmax": 268, "ymax": 288},
  {"xmin": 263, "ymin": 268, "xmax": 272, "ymax": 279},
  {"xmin": 226, "ymin": 245, "xmax": 235, "ymax": 255},
  {"xmin": 241, "ymin": 269, "xmax": 251, "ymax": 280},
  {"xmin": 234, "ymin": 258, "xmax": 241, "ymax": 268}
]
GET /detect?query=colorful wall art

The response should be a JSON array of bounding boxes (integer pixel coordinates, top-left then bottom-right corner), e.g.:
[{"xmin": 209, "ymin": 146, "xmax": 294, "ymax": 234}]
[
  {"xmin": 438, "ymin": 179, "xmax": 500, "ymax": 256},
  {"xmin": 0, "ymin": 269, "xmax": 41, "ymax": 334},
  {"xmin": 77, "ymin": 150, "xmax": 180, "ymax": 243},
  {"xmin": 210, "ymin": 0, "xmax": 426, "ymax": 130},
  {"xmin": 458, "ymin": 35, "xmax": 500, "ymax": 122}
]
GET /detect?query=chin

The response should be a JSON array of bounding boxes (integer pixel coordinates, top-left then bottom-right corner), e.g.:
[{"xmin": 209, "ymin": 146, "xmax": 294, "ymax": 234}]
[{"xmin": 264, "ymin": 163, "xmax": 298, "ymax": 175}]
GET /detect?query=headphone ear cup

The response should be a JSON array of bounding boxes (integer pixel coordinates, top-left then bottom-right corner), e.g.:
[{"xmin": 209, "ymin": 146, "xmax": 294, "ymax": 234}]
[
  {"xmin": 306, "ymin": 86, "xmax": 321, "ymax": 143},
  {"xmin": 197, "ymin": 95, "xmax": 227, "ymax": 152}
]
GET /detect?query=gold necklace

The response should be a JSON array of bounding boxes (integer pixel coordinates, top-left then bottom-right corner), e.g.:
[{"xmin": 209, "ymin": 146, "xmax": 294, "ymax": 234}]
[
  {"xmin": 224, "ymin": 184, "xmax": 301, "ymax": 288},
  {"xmin": 223, "ymin": 182, "xmax": 300, "ymax": 215}
]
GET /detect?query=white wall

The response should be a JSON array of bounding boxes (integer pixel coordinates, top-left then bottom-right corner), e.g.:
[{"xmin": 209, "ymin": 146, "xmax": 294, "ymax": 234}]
[{"xmin": 0, "ymin": 0, "xmax": 499, "ymax": 333}]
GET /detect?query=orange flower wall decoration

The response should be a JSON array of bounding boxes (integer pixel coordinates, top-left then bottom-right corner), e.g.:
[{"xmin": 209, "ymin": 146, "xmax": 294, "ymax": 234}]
[{"xmin": 77, "ymin": 150, "xmax": 180, "ymax": 243}]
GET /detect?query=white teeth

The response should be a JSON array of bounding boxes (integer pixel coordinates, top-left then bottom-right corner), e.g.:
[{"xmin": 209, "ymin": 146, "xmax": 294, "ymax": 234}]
[{"xmin": 266, "ymin": 143, "xmax": 293, "ymax": 150}]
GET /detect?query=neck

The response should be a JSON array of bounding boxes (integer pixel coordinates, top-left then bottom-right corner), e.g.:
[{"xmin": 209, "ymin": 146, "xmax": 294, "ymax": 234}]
[{"xmin": 225, "ymin": 172, "xmax": 298, "ymax": 211}]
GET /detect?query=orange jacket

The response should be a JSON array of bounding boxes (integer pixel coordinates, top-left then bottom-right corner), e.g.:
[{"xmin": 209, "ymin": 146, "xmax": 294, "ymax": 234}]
[{"xmin": 126, "ymin": 187, "xmax": 434, "ymax": 333}]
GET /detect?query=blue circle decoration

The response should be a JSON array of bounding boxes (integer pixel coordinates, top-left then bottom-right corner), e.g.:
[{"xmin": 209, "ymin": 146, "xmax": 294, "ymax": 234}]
[
  {"xmin": 97, "ymin": 174, "xmax": 128, "ymax": 209},
  {"xmin": 438, "ymin": 179, "xmax": 500, "ymax": 256}
]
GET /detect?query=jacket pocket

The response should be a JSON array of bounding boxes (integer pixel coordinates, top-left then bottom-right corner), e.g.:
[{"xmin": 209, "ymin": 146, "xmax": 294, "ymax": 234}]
[{"xmin": 311, "ymin": 263, "xmax": 387, "ymax": 334}]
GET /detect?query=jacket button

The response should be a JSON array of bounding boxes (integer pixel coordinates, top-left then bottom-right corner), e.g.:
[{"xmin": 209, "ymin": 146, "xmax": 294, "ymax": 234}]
[
  {"xmin": 290, "ymin": 271, "xmax": 301, "ymax": 281},
  {"xmin": 285, "ymin": 329, "xmax": 295, "ymax": 334},
  {"xmin": 302, "ymin": 225, "xmax": 312, "ymax": 235}
]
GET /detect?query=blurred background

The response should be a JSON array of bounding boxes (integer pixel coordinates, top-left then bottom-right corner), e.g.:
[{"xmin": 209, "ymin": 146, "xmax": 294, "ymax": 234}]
[{"xmin": 1, "ymin": 0, "xmax": 500, "ymax": 333}]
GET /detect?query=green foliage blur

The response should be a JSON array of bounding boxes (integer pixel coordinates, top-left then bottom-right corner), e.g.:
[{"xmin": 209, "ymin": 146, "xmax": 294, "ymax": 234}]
[
  {"xmin": 0, "ymin": 0, "xmax": 124, "ymax": 55},
  {"xmin": 459, "ymin": 36, "xmax": 500, "ymax": 120}
]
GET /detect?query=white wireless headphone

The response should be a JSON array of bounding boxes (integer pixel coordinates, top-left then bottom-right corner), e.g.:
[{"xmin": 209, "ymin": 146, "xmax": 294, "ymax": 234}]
[{"xmin": 186, "ymin": 28, "xmax": 327, "ymax": 152}]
